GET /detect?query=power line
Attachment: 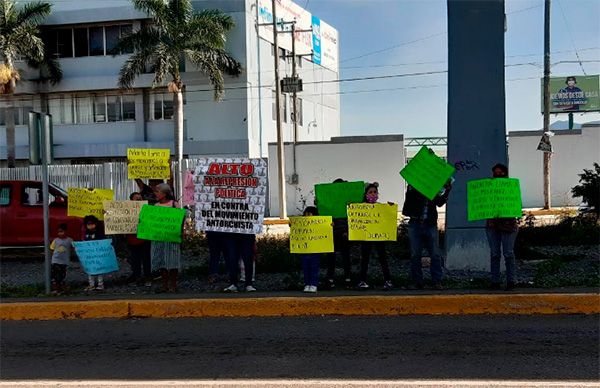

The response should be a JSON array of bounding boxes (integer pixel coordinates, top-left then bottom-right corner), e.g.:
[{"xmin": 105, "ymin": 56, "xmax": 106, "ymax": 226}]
[{"xmin": 556, "ymin": 0, "xmax": 587, "ymax": 75}]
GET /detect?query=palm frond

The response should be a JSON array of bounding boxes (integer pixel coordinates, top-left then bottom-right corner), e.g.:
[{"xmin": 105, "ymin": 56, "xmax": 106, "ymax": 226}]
[
  {"xmin": 15, "ymin": 1, "xmax": 50, "ymax": 27},
  {"xmin": 168, "ymin": 0, "xmax": 193, "ymax": 25},
  {"xmin": 185, "ymin": 47, "xmax": 242, "ymax": 100},
  {"xmin": 109, "ymin": 26, "xmax": 160, "ymax": 56},
  {"xmin": 151, "ymin": 44, "xmax": 174, "ymax": 87},
  {"xmin": 118, "ymin": 48, "xmax": 155, "ymax": 89},
  {"xmin": 132, "ymin": 0, "xmax": 169, "ymax": 28},
  {"xmin": 11, "ymin": 24, "xmax": 44, "ymax": 63}
]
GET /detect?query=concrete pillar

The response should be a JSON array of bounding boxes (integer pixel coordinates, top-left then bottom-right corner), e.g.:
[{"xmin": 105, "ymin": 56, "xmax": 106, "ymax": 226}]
[
  {"xmin": 446, "ymin": 0, "xmax": 507, "ymax": 270},
  {"xmin": 135, "ymin": 92, "xmax": 146, "ymax": 142}
]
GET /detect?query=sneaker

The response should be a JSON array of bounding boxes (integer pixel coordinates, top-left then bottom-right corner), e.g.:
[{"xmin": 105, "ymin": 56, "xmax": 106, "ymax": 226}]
[
  {"xmin": 245, "ymin": 285, "xmax": 257, "ymax": 292},
  {"xmin": 344, "ymin": 278, "xmax": 352, "ymax": 287},
  {"xmin": 357, "ymin": 281, "xmax": 369, "ymax": 290},
  {"xmin": 327, "ymin": 279, "xmax": 335, "ymax": 289},
  {"xmin": 95, "ymin": 284, "xmax": 105, "ymax": 291},
  {"xmin": 307, "ymin": 286, "xmax": 317, "ymax": 293},
  {"xmin": 303, "ymin": 285, "xmax": 311, "ymax": 293},
  {"xmin": 144, "ymin": 281, "xmax": 152, "ymax": 287},
  {"xmin": 383, "ymin": 280, "xmax": 393, "ymax": 291},
  {"xmin": 223, "ymin": 284, "xmax": 238, "ymax": 293}
]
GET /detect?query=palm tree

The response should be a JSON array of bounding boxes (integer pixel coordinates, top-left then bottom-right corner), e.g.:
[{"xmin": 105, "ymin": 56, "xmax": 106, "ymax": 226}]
[
  {"xmin": 0, "ymin": 0, "xmax": 60, "ymax": 167},
  {"xmin": 115, "ymin": 0, "xmax": 242, "ymax": 199}
]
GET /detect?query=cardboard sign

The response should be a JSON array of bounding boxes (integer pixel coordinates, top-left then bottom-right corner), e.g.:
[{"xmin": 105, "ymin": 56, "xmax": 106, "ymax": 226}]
[
  {"xmin": 137, "ymin": 204, "xmax": 186, "ymax": 243},
  {"xmin": 127, "ymin": 148, "xmax": 171, "ymax": 179},
  {"xmin": 73, "ymin": 239, "xmax": 119, "ymax": 275},
  {"xmin": 467, "ymin": 178, "xmax": 523, "ymax": 221},
  {"xmin": 314, "ymin": 181, "xmax": 365, "ymax": 218},
  {"xmin": 400, "ymin": 146, "xmax": 455, "ymax": 200},
  {"xmin": 289, "ymin": 216, "xmax": 334, "ymax": 254},
  {"xmin": 348, "ymin": 203, "xmax": 398, "ymax": 241},
  {"xmin": 102, "ymin": 200, "xmax": 147, "ymax": 235},
  {"xmin": 194, "ymin": 158, "xmax": 267, "ymax": 234},
  {"xmin": 67, "ymin": 188, "xmax": 114, "ymax": 220}
]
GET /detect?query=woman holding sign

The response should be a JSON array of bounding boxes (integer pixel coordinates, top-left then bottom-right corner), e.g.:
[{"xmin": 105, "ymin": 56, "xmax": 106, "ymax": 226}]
[
  {"xmin": 357, "ymin": 183, "xmax": 393, "ymax": 291},
  {"xmin": 151, "ymin": 184, "xmax": 182, "ymax": 293},
  {"xmin": 486, "ymin": 163, "xmax": 519, "ymax": 291}
]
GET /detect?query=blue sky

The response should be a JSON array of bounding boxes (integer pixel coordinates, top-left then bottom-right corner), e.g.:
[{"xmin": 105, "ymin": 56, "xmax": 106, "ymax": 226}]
[{"xmin": 304, "ymin": 0, "xmax": 600, "ymax": 137}]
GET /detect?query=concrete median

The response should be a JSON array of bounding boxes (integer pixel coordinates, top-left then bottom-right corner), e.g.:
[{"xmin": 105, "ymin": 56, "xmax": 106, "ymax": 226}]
[{"xmin": 1, "ymin": 293, "xmax": 598, "ymax": 320}]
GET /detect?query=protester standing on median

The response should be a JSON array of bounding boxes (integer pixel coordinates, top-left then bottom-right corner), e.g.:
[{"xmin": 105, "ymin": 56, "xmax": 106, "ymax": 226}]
[
  {"xmin": 300, "ymin": 206, "xmax": 321, "ymax": 293},
  {"xmin": 357, "ymin": 182, "xmax": 393, "ymax": 291},
  {"xmin": 486, "ymin": 163, "xmax": 519, "ymax": 291},
  {"xmin": 402, "ymin": 179, "xmax": 452, "ymax": 290},
  {"xmin": 127, "ymin": 192, "xmax": 152, "ymax": 287},
  {"xmin": 325, "ymin": 178, "xmax": 353, "ymax": 289},
  {"xmin": 82, "ymin": 215, "xmax": 106, "ymax": 291},
  {"xmin": 50, "ymin": 223, "xmax": 74, "ymax": 294},
  {"xmin": 222, "ymin": 231, "xmax": 257, "ymax": 293},
  {"xmin": 151, "ymin": 184, "xmax": 182, "ymax": 293}
]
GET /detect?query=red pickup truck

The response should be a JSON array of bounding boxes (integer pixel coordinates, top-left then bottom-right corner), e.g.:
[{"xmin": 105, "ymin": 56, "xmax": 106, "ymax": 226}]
[{"xmin": 0, "ymin": 180, "xmax": 83, "ymax": 246}]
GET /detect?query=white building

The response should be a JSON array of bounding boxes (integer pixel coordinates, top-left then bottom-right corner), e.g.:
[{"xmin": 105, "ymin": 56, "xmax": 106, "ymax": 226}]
[{"xmin": 0, "ymin": 0, "xmax": 340, "ymax": 164}]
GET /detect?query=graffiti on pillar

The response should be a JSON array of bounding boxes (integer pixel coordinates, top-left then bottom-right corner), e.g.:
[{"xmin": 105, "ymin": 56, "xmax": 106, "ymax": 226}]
[{"xmin": 454, "ymin": 160, "xmax": 480, "ymax": 171}]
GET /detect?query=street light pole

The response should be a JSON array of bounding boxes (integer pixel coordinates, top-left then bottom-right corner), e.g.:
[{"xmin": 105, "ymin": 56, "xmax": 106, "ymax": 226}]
[{"xmin": 272, "ymin": 0, "xmax": 287, "ymax": 219}]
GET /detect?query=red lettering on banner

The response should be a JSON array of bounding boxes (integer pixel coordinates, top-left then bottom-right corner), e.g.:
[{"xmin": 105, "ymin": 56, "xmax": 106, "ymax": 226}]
[{"xmin": 207, "ymin": 163, "xmax": 255, "ymax": 176}]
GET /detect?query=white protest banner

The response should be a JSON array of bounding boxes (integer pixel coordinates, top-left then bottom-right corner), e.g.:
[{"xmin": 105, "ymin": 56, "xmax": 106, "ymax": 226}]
[{"xmin": 194, "ymin": 158, "xmax": 267, "ymax": 234}]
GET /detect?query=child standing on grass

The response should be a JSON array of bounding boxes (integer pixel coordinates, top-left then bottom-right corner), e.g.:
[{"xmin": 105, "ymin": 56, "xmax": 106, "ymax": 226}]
[
  {"xmin": 50, "ymin": 223, "xmax": 74, "ymax": 294},
  {"xmin": 301, "ymin": 206, "xmax": 321, "ymax": 293},
  {"xmin": 83, "ymin": 215, "xmax": 106, "ymax": 291}
]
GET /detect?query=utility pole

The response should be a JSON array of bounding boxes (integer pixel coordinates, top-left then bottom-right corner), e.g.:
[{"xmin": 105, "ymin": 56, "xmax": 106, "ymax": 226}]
[
  {"xmin": 271, "ymin": 0, "xmax": 287, "ymax": 219},
  {"xmin": 543, "ymin": 0, "xmax": 552, "ymax": 210},
  {"xmin": 291, "ymin": 22, "xmax": 299, "ymax": 185}
]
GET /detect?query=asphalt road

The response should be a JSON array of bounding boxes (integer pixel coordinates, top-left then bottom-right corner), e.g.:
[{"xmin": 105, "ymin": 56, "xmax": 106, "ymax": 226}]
[{"xmin": 1, "ymin": 315, "xmax": 598, "ymax": 381}]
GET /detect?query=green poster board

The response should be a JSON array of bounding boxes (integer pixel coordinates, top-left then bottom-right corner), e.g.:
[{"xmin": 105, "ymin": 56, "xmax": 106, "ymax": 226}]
[
  {"xmin": 400, "ymin": 146, "xmax": 455, "ymax": 200},
  {"xmin": 467, "ymin": 178, "xmax": 522, "ymax": 221},
  {"xmin": 314, "ymin": 181, "xmax": 365, "ymax": 218},
  {"xmin": 137, "ymin": 204, "xmax": 186, "ymax": 243}
]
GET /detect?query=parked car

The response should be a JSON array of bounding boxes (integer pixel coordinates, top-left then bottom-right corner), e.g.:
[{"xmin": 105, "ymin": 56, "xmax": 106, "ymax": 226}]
[{"xmin": 0, "ymin": 180, "xmax": 83, "ymax": 246}]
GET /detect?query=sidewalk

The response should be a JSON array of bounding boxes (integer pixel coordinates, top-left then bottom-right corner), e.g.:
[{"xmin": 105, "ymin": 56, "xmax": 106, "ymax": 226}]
[{"xmin": 1, "ymin": 288, "xmax": 598, "ymax": 320}]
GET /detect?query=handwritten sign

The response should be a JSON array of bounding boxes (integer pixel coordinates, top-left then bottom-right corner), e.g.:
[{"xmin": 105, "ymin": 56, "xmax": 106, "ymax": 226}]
[
  {"xmin": 348, "ymin": 203, "xmax": 398, "ymax": 241},
  {"xmin": 400, "ymin": 146, "xmax": 455, "ymax": 200},
  {"xmin": 73, "ymin": 239, "xmax": 119, "ymax": 275},
  {"xmin": 467, "ymin": 178, "xmax": 523, "ymax": 221},
  {"xmin": 137, "ymin": 204, "xmax": 186, "ymax": 243},
  {"xmin": 103, "ymin": 200, "xmax": 147, "ymax": 235},
  {"xmin": 127, "ymin": 148, "xmax": 171, "ymax": 179},
  {"xmin": 194, "ymin": 158, "xmax": 267, "ymax": 234},
  {"xmin": 289, "ymin": 216, "xmax": 334, "ymax": 254},
  {"xmin": 314, "ymin": 181, "xmax": 365, "ymax": 218},
  {"xmin": 67, "ymin": 188, "xmax": 114, "ymax": 220}
]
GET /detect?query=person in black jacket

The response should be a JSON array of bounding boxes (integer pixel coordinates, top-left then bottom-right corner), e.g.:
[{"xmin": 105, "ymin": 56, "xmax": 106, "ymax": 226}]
[{"xmin": 402, "ymin": 180, "xmax": 452, "ymax": 289}]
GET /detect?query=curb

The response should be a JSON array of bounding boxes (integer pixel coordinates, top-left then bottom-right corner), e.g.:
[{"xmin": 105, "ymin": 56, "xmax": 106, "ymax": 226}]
[{"xmin": 1, "ymin": 293, "xmax": 599, "ymax": 320}]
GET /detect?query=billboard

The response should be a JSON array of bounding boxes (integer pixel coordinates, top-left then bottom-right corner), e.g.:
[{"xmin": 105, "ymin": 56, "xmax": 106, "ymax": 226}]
[
  {"xmin": 257, "ymin": 0, "xmax": 339, "ymax": 72},
  {"xmin": 541, "ymin": 75, "xmax": 600, "ymax": 113}
]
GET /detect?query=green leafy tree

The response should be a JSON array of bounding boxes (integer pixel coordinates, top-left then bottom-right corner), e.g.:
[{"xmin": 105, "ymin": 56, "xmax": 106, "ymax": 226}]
[
  {"xmin": 0, "ymin": 0, "xmax": 61, "ymax": 167},
  {"xmin": 571, "ymin": 163, "xmax": 600, "ymax": 217},
  {"xmin": 114, "ymin": 0, "xmax": 242, "ymax": 197}
]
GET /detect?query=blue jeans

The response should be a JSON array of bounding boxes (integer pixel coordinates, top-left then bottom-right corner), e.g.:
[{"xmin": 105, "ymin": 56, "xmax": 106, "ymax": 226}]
[
  {"xmin": 224, "ymin": 233, "xmax": 255, "ymax": 287},
  {"xmin": 408, "ymin": 221, "xmax": 443, "ymax": 284},
  {"xmin": 486, "ymin": 227, "xmax": 518, "ymax": 283},
  {"xmin": 301, "ymin": 254, "xmax": 320, "ymax": 286}
]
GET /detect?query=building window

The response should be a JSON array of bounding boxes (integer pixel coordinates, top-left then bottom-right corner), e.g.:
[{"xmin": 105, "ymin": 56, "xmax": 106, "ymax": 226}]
[
  {"xmin": 46, "ymin": 24, "xmax": 133, "ymax": 58},
  {"xmin": 89, "ymin": 27, "xmax": 104, "ymax": 56},
  {"xmin": 46, "ymin": 93, "xmax": 135, "ymax": 124},
  {"xmin": 56, "ymin": 29, "xmax": 73, "ymax": 58},
  {"xmin": 149, "ymin": 92, "xmax": 176, "ymax": 121},
  {"xmin": 0, "ymin": 99, "xmax": 34, "ymax": 126},
  {"xmin": 74, "ymin": 28, "xmax": 88, "ymax": 57}
]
